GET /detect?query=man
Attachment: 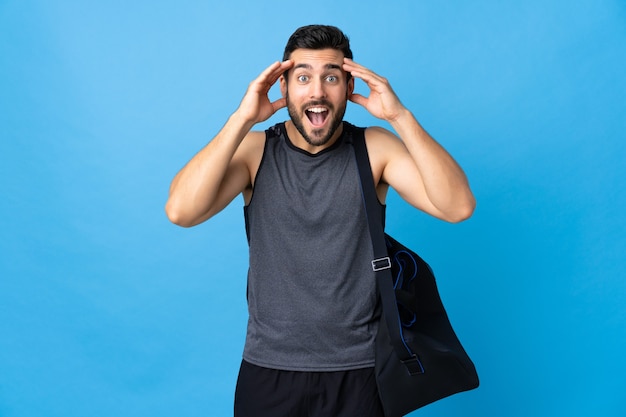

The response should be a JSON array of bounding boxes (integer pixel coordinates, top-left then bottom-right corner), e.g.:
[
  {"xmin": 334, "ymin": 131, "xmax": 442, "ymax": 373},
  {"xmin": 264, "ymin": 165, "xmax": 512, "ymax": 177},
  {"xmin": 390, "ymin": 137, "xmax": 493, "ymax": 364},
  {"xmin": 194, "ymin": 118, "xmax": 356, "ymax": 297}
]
[{"xmin": 166, "ymin": 25, "xmax": 474, "ymax": 417}]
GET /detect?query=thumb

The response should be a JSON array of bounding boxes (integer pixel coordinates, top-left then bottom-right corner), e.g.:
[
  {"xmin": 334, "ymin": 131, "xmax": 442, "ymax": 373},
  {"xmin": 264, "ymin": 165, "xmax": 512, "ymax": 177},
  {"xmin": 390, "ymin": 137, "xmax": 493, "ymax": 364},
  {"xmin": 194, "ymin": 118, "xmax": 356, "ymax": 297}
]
[
  {"xmin": 349, "ymin": 93, "xmax": 367, "ymax": 107},
  {"xmin": 271, "ymin": 97, "xmax": 287, "ymax": 112}
]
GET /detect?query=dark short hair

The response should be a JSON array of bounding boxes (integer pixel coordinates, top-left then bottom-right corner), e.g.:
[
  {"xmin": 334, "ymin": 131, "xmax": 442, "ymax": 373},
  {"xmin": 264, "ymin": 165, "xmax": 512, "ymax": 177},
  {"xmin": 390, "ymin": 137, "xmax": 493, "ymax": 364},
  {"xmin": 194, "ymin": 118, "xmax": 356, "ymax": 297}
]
[{"xmin": 282, "ymin": 25, "xmax": 353, "ymax": 61}]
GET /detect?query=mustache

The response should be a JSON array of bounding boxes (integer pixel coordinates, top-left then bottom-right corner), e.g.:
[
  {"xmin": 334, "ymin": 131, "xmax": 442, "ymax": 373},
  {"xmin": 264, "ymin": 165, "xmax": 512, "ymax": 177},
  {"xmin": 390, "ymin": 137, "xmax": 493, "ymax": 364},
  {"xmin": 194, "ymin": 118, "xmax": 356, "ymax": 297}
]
[{"xmin": 301, "ymin": 100, "xmax": 334, "ymax": 110}]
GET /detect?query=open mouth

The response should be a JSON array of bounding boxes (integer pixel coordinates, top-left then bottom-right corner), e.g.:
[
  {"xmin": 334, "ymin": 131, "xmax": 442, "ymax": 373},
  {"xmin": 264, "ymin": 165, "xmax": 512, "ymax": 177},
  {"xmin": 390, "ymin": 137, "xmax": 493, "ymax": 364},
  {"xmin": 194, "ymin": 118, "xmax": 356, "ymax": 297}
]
[{"xmin": 305, "ymin": 107, "xmax": 329, "ymax": 127}]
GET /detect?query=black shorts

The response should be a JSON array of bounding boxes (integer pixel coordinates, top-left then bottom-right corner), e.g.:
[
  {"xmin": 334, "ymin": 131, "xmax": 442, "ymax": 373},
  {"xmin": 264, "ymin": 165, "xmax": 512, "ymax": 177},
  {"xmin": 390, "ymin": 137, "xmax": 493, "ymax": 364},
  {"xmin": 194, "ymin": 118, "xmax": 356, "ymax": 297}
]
[{"xmin": 234, "ymin": 360, "xmax": 385, "ymax": 417}]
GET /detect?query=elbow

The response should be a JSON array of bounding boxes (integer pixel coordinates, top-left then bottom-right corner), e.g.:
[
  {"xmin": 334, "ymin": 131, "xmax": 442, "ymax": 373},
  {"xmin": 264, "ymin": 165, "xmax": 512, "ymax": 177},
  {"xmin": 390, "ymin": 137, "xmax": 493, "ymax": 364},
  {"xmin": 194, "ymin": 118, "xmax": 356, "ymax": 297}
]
[
  {"xmin": 444, "ymin": 197, "xmax": 476, "ymax": 224},
  {"xmin": 165, "ymin": 199, "xmax": 196, "ymax": 228},
  {"xmin": 165, "ymin": 196, "xmax": 214, "ymax": 228}
]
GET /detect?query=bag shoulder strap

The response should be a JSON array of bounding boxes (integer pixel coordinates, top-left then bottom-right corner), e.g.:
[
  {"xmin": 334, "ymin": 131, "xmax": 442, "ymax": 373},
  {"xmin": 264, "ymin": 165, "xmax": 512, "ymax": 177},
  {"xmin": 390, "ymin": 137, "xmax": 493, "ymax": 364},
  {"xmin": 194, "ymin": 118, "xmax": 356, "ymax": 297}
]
[{"xmin": 349, "ymin": 124, "xmax": 425, "ymax": 375}]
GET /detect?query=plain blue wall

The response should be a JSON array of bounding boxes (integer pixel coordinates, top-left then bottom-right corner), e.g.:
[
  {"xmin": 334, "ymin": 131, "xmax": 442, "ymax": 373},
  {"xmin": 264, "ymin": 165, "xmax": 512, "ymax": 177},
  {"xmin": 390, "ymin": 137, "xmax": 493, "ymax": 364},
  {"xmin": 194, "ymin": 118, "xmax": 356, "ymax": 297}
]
[{"xmin": 1, "ymin": 1, "xmax": 625, "ymax": 416}]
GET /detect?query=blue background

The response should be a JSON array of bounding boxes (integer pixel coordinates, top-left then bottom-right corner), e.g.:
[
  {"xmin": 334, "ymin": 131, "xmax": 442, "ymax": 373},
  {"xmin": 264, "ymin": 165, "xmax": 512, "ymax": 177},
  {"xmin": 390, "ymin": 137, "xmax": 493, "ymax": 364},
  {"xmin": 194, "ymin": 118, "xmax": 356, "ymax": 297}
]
[{"xmin": 1, "ymin": 1, "xmax": 625, "ymax": 416}]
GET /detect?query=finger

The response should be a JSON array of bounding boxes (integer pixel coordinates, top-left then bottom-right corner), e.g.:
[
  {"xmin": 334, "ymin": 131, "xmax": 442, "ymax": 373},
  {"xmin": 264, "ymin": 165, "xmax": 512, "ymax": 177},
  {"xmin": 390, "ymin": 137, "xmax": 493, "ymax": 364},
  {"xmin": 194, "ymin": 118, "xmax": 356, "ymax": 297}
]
[
  {"xmin": 348, "ymin": 93, "xmax": 368, "ymax": 107},
  {"xmin": 270, "ymin": 59, "xmax": 292, "ymax": 74},
  {"xmin": 343, "ymin": 57, "xmax": 363, "ymax": 66},
  {"xmin": 270, "ymin": 60, "xmax": 294, "ymax": 86},
  {"xmin": 271, "ymin": 97, "xmax": 287, "ymax": 112},
  {"xmin": 248, "ymin": 63, "xmax": 279, "ymax": 94},
  {"xmin": 343, "ymin": 57, "xmax": 366, "ymax": 70},
  {"xmin": 349, "ymin": 71, "xmax": 391, "ymax": 97},
  {"xmin": 256, "ymin": 60, "xmax": 292, "ymax": 87},
  {"xmin": 343, "ymin": 58, "xmax": 378, "ymax": 78},
  {"xmin": 343, "ymin": 63, "xmax": 365, "ymax": 79},
  {"xmin": 281, "ymin": 59, "xmax": 294, "ymax": 70},
  {"xmin": 353, "ymin": 68, "xmax": 385, "ymax": 85},
  {"xmin": 258, "ymin": 61, "xmax": 282, "ymax": 80},
  {"xmin": 344, "ymin": 68, "xmax": 384, "ymax": 91},
  {"xmin": 271, "ymin": 60, "xmax": 294, "ymax": 78}
]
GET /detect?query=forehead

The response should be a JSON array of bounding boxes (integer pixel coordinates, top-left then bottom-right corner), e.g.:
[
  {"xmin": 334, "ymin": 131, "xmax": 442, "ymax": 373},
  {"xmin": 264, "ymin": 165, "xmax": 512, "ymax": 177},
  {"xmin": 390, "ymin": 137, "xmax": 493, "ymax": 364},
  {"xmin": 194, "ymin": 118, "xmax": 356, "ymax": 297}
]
[{"xmin": 289, "ymin": 48, "xmax": 345, "ymax": 70}]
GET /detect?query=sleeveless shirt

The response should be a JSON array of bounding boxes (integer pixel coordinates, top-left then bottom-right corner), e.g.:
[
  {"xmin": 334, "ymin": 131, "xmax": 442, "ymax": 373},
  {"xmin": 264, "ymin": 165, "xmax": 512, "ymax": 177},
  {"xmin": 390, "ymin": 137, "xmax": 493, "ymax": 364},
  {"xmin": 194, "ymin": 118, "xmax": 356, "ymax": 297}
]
[{"xmin": 242, "ymin": 122, "xmax": 381, "ymax": 371}]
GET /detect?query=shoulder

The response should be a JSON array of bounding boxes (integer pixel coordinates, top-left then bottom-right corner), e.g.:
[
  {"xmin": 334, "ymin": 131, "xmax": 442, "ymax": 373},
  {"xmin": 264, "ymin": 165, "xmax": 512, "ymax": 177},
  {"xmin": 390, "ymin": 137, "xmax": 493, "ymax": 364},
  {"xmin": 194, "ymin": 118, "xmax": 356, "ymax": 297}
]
[
  {"xmin": 363, "ymin": 126, "xmax": 401, "ymax": 145},
  {"xmin": 236, "ymin": 130, "xmax": 268, "ymax": 192},
  {"xmin": 237, "ymin": 130, "xmax": 266, "ymax": 160},
  {"xmin": 361, "ymin": 126, "xmax": 413, "ymax": 193},
  {"xmin": 363, "ymin": 126, "xmax": 405, "ymax": 164},
  {"xmin": 239, "ymin": 122, "xmax": 285, "ymax": 153},
  {"xmin": 351, "ymin": 126, "xmax": 399, "ymax": 192}
]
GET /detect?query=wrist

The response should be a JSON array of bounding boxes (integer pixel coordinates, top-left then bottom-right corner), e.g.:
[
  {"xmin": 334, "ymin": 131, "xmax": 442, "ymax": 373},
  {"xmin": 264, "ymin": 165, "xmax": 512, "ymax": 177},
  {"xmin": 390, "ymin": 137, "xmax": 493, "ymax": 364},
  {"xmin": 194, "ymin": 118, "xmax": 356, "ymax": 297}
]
[
  {"xmin": 231, "ymin": 108, "xmax": 258, "ymax": 131},
  {"xmin": 388, "ymin": 107, "xmax": 414, "ymax": 127}
]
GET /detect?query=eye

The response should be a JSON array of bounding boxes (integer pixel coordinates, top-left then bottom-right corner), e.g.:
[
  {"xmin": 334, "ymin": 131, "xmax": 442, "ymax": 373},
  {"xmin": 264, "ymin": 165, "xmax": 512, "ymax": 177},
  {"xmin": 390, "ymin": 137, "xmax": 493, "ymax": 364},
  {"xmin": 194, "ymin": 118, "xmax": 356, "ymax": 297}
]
[
  {"xmin": 326, "ymin": 75, "xmax": 338, "ymax": 83},
  {"xmin": 297, "ymin": 74, "xmax": 309, "ymax": 83}
]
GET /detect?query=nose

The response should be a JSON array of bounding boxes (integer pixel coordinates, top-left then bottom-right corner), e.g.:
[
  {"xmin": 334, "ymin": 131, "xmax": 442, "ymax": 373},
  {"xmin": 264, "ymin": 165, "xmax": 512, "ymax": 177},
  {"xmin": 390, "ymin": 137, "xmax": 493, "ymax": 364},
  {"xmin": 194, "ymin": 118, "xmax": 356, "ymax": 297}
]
[{"xmin": 309, "ymin": 78, "xmax": 326, "ymax": 99}]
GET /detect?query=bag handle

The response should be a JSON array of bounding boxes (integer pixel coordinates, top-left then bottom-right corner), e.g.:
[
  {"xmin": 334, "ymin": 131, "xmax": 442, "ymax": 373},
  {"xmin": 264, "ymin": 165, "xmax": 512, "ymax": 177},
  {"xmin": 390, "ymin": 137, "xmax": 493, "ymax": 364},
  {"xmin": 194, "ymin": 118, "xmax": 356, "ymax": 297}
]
[{"xmin": 349, "ymin": 124, "xmax": 425, "ymax": 376}]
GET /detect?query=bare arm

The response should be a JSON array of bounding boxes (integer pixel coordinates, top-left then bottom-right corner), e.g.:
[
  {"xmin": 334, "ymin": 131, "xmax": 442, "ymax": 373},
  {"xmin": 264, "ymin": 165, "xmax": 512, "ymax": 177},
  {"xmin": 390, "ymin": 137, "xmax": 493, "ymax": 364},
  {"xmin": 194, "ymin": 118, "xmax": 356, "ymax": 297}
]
[
  {"xmin": 343, "ymin": 58, "xmax": 475, "ymax": 223},
  {"xmin": 165, "ymin": 60, "xmax": 294, "ymax": 227}
]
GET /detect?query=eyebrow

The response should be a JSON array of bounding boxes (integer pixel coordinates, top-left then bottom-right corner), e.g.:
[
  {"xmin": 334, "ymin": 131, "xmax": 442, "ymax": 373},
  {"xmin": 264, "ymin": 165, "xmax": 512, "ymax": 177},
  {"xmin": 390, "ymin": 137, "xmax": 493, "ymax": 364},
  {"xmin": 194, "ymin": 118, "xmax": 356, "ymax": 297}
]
[{"xmin": 293, "ymin": 63, "xmax": 342, "ymax": 71}]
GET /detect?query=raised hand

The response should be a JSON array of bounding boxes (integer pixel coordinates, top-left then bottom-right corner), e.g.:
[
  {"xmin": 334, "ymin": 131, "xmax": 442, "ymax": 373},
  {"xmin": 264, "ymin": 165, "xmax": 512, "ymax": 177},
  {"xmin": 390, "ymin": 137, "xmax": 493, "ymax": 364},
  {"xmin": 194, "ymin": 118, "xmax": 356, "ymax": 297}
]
[
  {"xmin": 343, "ymin": 58, "xmax": 406, "ymax": 122},
  {"xmin": 237, "ymin": 60, "xmax": 294, "ymax": 124}
]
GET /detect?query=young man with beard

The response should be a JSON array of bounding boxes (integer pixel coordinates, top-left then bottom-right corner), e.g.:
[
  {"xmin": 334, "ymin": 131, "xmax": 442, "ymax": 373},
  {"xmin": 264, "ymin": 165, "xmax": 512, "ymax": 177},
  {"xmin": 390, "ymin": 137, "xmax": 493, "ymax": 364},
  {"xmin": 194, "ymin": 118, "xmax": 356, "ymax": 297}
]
[{"xmin": 166, "ymin": 25, "xmax": 475, "ymax": 417}]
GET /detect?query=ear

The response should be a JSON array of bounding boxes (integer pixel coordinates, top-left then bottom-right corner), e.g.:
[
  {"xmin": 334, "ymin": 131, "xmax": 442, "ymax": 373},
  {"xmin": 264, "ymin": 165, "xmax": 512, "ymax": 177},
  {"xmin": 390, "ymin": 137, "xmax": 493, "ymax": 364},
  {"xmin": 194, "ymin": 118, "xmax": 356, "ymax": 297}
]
[
  {"xmin": 348, "ymin": 77, "xmax": 354, "ymax": 96},
  {"xmin": 280, "ymin": 75, "xmax": 287, "ymax": 98}
]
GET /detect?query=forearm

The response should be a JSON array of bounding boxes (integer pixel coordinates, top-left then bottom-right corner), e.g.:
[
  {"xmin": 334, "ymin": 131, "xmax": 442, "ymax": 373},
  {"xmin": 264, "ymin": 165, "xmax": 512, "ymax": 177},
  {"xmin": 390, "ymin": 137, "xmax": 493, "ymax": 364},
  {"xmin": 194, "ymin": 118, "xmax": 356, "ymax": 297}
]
[
  {"xmin": 165, "ymin": 111, "xmax": 254, "ymax": 227},
  {"xmin": 390, "ymin": 109, "xmax": 475, "ymax": 222}
]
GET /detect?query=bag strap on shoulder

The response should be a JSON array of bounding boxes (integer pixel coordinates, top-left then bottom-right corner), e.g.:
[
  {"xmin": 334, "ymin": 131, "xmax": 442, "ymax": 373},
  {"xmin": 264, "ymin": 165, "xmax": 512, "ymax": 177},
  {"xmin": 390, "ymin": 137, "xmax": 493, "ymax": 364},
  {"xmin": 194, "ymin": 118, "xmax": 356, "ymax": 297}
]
[{"xmin": 349, "ymin": 124, "xmax": 425, "ymax": 376}]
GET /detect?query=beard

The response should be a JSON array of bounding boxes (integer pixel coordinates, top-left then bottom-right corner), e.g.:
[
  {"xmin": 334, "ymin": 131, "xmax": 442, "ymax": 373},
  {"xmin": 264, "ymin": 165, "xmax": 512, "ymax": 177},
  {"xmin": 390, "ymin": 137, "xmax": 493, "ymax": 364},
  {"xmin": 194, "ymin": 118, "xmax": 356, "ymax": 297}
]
[{"xmin": 286, "ymin": 94, "xmax": 347, "ymax": 148}]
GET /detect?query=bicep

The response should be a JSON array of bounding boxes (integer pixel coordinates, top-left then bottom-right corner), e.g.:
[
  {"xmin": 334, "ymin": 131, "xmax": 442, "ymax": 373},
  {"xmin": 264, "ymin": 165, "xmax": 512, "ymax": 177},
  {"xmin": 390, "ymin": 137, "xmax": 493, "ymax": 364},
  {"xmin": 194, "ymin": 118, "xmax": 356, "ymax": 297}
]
[
  {"xmin": 197, "ymin": 135, "xmax": 262, "ymax": 224},
  {"xmin": 372, "ymin": 130, "xmax": 448, "ymax": 220},
  {"xmin": 203, "ymin": 160, "xmax": 251, "ymax": 219}
]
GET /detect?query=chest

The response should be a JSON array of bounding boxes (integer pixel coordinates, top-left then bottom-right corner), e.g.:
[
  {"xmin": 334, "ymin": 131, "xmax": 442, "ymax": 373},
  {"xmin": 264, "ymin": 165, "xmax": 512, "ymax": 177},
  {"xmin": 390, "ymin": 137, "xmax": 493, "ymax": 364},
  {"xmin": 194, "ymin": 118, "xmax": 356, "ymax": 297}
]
[{"xmin": 252, "ymin": 138, "xmax": 362, "ymax": 228}]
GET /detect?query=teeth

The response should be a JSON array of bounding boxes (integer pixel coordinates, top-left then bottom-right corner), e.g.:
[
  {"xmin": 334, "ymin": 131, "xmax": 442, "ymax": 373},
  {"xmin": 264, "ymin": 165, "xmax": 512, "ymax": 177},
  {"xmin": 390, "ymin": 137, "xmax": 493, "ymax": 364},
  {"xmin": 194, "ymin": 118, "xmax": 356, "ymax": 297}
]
[{"xmin": 307, "ymin": 107, "xmax": 327, "ymax": 113}]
